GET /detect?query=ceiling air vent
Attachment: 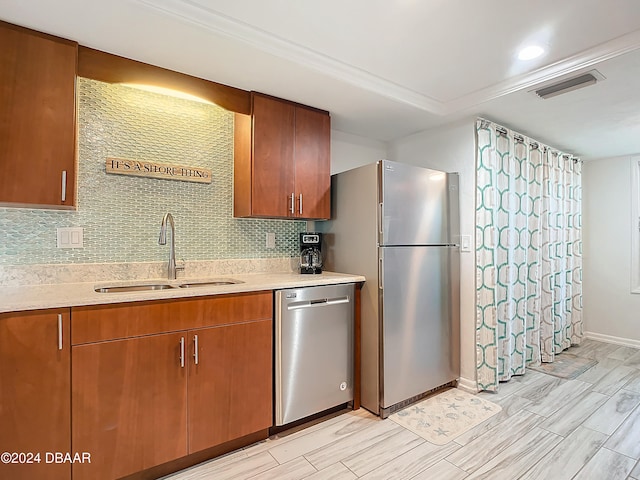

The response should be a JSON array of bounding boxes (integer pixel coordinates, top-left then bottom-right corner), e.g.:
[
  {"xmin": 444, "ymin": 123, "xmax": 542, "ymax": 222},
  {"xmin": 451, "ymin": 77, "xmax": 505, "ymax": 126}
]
[{"xmin": 534, "ymin": 70, "xmax": 605, "ymax": 99}]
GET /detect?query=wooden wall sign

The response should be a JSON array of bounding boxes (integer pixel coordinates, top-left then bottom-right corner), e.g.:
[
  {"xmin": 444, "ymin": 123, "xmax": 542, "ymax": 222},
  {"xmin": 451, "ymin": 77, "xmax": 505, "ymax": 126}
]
[{"xmin": 105, "ymin": 157, "xmax": 212, "ymax": 184}]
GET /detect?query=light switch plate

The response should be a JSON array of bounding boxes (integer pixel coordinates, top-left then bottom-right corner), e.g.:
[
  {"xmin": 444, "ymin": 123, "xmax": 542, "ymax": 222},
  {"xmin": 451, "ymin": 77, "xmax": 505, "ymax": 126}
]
[
  {"xmin": 266, "ymin": 232, "xmax": 276, "ymax": 249},
  {"xmin": 460, "ymin": 234, "xmax": 471, "ymax": 253},
  {"xmin": 57, "ymin": 227, "xmax": 84, "ymax": 248}
]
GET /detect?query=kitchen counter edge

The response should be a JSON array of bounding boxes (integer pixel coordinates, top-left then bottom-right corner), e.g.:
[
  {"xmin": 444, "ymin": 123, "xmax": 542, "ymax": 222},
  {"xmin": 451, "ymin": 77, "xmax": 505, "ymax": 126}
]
[{"xmin": 0, "ymin": 271, "xmax": 366, "ymax": 313}]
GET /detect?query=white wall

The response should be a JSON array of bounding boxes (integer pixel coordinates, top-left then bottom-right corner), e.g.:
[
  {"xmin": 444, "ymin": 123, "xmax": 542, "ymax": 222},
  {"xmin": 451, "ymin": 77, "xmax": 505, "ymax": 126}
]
[
  {"xmin": 331, "ymin": 130, "xmax": 388, "ymax": 174},
  {"xmin": 387, "ymin": 118, "xmax": 477, "ymax": 390},
  {"xmin": 309, "ymin": 129, "xmax": 387, "ymax": 233},
  {"xmin": 583, "ymin": 156, "xmax": 640, "ymax": 346}
]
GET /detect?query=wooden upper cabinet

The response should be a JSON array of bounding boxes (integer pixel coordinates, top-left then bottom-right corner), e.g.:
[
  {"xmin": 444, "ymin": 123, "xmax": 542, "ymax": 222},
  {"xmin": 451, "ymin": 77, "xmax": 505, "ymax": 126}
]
[
  {"xmin": 234, "ymin": 93, "xmax": 295, "ymax": 219},
  {"xmin": 294, "ymin": 104, "xmax": 331, "ymax": 220},
  {"xmin": 0, "ymin": 21, "xmax": 77, "ymax": 208},
  {"xmin": 234, "ymin": 92, "xmax": 331, "ymax": 220},
  {"xmin": 0, "ymin": 309, "xmax": 71, "ymax": 480}
]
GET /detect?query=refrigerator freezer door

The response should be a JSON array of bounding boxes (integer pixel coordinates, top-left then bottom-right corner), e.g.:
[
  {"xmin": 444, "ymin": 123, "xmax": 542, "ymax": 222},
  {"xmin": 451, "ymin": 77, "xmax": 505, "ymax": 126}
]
[
  {"xmin": 379, "ymin": 160, "xmax": 459, "ymax": 246},
  {"xmin": 379, "ymin": 245, "xmax": 460, "ymax": 411}
]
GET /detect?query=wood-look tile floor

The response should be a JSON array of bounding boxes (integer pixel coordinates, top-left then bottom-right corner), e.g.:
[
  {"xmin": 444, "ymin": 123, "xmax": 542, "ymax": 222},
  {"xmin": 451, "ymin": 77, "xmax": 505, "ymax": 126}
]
[{"xmin": 164, "ymin": 340, "xmax": 640, "ymax": 480}]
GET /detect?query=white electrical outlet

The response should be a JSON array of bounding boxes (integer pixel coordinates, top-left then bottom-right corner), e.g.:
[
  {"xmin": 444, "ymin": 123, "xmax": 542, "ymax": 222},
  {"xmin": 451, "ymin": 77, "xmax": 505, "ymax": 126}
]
[
  {"xmin": 266, "ymin": 232, "xmax": 276, "ymax": 249},
  {"xmin": 57, "ymin": 227, "xmax": 84, "ymax": 248}
]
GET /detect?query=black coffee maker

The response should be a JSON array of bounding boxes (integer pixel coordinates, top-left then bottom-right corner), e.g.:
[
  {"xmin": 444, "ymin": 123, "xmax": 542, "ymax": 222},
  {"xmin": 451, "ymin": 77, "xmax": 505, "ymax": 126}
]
[{"xmin": 299, "ymin": 232, "xmax": 323, "ymax": 274}]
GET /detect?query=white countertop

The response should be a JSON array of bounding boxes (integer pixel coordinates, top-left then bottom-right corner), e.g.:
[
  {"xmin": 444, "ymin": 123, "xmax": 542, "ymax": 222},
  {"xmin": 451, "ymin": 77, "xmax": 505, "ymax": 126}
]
[{"xmin": 0, "ymin": 271, "xmax": 365, "ymax": 313}]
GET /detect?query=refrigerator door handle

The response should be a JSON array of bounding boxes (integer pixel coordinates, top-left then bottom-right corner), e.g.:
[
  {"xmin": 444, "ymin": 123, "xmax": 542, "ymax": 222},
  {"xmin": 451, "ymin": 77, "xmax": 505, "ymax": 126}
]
[
  {"xmin": 378, "ymin": 255, "xmax": 383, "ymax": 290},
  {"xmin": 378, "ymin": 203, "xmax": 383, "ymax": 238}
]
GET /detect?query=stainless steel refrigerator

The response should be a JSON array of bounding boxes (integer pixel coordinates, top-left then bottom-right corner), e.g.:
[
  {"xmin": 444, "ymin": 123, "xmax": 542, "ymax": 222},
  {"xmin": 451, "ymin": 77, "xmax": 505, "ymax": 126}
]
[{"xmin": 321, "ymin": 160, "xmax": 460, "ymax": 418}]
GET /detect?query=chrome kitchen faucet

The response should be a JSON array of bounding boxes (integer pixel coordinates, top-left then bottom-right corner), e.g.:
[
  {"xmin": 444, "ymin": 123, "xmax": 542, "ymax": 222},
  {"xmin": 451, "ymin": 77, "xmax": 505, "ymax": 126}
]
[{"xmin": 158, "ymin": 212, "xmax": 184, "ymax": 280}]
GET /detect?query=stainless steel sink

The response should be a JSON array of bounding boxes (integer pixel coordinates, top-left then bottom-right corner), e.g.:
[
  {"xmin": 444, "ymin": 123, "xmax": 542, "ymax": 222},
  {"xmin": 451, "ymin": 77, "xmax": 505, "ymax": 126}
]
[
  {"xmin": 94, "ymin": 284, "xmax": 174, "ymax": 293},
  {"xmin": 94, "ymin": 278, "xmax": 244, "ymax": 292},
  {"xmin": 178, "ymin": 279, "xmax": 244, "ymax": 288}
]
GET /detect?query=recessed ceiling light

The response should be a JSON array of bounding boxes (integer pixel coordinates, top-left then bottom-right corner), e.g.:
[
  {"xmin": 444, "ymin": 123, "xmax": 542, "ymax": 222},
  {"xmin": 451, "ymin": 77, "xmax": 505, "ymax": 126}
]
[{"xmin": 518, "ymin": 45, "xmax": 545, "ymax": 61}]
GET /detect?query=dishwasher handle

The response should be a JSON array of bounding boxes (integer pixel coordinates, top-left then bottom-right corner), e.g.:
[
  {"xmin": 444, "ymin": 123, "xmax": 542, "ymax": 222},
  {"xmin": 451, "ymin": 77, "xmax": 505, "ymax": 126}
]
[{"xmin": 287, "ymin": 296, "xmax": 350, "ymax": 310}]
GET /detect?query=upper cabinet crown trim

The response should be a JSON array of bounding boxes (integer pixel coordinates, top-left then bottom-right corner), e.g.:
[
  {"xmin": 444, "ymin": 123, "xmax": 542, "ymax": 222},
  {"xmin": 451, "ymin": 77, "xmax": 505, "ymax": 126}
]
[
  {"xmin": 0, "ymin": 19, "xmax": 77, "ymax": 47},
  {"xmin": 252, "ymin": 91, "xmax": 330, "ymax": 116},
  {"xmin": 78, "ymin": 46, "xmax": 251, "ymax": 115}
]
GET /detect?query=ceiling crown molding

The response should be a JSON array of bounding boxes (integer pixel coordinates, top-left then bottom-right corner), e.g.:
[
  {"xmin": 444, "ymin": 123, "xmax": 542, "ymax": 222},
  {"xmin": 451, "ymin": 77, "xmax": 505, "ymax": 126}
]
[
  {"xmin": 445, "ymin": 29, "xmax": 640, "ymax": 113},
  {"xmin": 135, "ymin": 0, "xmax": 446, "ymax": 114},
  {"xmin": 136, "ymin": 0, "xmax": 640, "ymax": 117}
]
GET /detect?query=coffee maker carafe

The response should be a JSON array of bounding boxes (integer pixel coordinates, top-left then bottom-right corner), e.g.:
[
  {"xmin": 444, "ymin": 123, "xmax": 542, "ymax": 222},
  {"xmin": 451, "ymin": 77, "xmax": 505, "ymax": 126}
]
[{"xmin": 299, "ymin": 232, "xmax": 323, "ymax": 274}]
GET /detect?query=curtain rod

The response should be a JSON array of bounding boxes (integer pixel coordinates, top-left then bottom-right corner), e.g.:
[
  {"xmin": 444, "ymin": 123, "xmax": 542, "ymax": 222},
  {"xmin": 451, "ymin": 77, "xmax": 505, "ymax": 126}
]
[{"xmin": 477, "ymin": 117, "xmax": 582, "ymax": 163}]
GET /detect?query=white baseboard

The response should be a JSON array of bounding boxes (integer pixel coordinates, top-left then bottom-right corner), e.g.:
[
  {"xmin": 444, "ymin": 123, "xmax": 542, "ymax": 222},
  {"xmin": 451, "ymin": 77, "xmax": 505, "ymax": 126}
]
[
  {"xmin": 457, "ymin": 376, "xmax": 478, "ymax": 393},
  {"xmin": 584, "ymin": 331, "xmax": 640, "ymax": 349},
  {"xmin": 454, "ymin": 333, "xmax": 639, "ymax": 397}
]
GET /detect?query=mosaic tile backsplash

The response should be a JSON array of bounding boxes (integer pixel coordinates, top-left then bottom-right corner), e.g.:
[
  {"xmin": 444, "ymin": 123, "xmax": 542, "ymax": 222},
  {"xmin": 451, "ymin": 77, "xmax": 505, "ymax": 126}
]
[{"xmin": 0, "ymin": 78, "xmax": 307, "ymax": 265}]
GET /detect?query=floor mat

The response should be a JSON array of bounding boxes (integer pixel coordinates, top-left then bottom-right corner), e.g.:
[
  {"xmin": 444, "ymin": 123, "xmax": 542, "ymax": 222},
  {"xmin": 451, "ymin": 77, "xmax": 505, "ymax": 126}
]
[
  {"xmin": 528, "ymin": 353, "xmax": 597, "ymax": 379},
  {"xmin": 388, "ymin": 388, "xmax": 501, "ymax": 445}
]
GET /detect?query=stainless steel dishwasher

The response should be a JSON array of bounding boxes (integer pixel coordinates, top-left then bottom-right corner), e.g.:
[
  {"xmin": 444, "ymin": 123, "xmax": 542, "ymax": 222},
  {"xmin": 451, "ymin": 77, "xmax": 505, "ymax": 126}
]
[{"xmin": 275, "ymin": 283, "xmax": 355, "ymax": 426}]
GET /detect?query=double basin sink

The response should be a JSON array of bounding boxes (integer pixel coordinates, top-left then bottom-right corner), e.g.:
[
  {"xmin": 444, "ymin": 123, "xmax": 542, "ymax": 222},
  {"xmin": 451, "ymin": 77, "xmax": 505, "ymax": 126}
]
[{"xmin": 94, "ymin": 279, "xmax": 243, "ymax": 293}]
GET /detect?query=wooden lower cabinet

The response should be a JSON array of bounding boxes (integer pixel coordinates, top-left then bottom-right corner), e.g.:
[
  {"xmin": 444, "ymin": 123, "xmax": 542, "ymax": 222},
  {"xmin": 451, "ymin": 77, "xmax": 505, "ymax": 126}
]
[
  {"xmin": 71, "ymin": 333, "xmax": 188, "ymax": 480},
  {"xmin": 188, "ymin": 320, "xmax": 272, "ymax": 452},
  {"xmin": 0, "ymin": 309, "xmax": 71, "ymax": 480},
  {"xmin": 70, "ymin": 292, "xmax": 273, "ymax": 479}
]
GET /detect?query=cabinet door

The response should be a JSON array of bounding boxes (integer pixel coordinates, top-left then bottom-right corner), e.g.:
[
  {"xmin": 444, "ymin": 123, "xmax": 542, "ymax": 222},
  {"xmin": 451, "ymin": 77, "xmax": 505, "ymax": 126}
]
[
  {"xmin": 0, "ymin": 21, "xmax": 77, "ymax": 207},
  {"xmin": 0, "ymin": 309, "xmax": 70, "ymax": 480},
  {"xmin": 294, "ymin": 106, "xmax": 331, "ymax": 219},
  {"xmin": 187, "ymin": 319, "xmax": 272, "ymax": 453},
  {"xmin": 71, "ymin": 333, "xmax": 187, "ymax": 480},
  {"xmin": 251, "ymin": 93, "xmax": 295, "ymax": 217}
]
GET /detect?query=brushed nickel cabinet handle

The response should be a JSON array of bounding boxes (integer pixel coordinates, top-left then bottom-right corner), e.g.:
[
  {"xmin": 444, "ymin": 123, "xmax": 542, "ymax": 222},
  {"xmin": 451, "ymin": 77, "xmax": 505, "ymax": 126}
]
[
  {"xmin": 290, "ymin": 193, "xmax": 295, "ymax": 214},
  {"xmin": 179, "ymin": 337, "xmax": 185, "ymax": 368},
  {"xmin": 299, "ymin": 194, "xmax": 303, "ymax": 215},
  {"xmin": 193, "ymin": 335, "xmax": 199, "ymax": 365},
  {"xmin": 57, "ymin": 314, "xmax": 63, "ymax": 350},
  {"xmin": 61, "ymin": 171, "xmax": 67, "ymax": 202}
]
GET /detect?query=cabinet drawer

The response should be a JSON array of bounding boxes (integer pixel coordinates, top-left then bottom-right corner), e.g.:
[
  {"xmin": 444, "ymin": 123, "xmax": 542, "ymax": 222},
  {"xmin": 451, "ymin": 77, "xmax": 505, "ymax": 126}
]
[{"xmin": 71, "ymin": 291, "xmax": 272, "ymax": 345}]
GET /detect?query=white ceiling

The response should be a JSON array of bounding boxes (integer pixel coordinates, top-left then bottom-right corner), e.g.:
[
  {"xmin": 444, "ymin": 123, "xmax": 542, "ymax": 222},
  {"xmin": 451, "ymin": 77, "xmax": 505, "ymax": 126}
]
[{"xmin": 3, "ymin": 0, "xmax": 640, "ymax": 159}]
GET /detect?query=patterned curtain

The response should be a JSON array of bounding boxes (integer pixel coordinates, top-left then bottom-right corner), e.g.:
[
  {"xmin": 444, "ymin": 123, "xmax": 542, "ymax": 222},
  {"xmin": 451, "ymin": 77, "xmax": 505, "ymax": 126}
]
[{"xmin": 475, "ymin": 118, "xmax": 583, "ymax": 392}]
